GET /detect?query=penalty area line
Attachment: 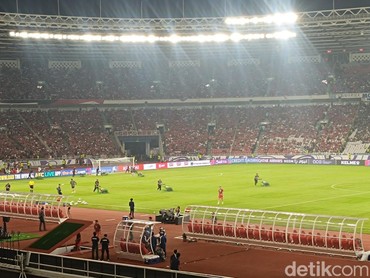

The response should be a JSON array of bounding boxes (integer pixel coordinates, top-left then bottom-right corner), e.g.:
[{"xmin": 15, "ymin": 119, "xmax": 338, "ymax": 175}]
[
  {"xmin": 264, "ymin": 189, "xmax": 370, "ymax": 210},
  {"xmin": 330, "ymin": 183, "xmax": 365, "ymax": 193}
]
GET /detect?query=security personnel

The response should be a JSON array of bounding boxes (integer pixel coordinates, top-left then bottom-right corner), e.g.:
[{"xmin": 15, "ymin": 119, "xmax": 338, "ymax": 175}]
[
  {"xmin": 100, "ymin": 234, "xmax": 110, "ymax": 261},
  {"xmin": 91, "ymin": 232, "xmax": 99, "ymax": 260}
]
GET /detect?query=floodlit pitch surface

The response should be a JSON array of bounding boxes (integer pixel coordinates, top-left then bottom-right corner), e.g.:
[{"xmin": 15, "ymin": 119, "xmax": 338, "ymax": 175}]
[{"xmin": 7, "ymin": 164, "xmax": 370, "ymax": 232}]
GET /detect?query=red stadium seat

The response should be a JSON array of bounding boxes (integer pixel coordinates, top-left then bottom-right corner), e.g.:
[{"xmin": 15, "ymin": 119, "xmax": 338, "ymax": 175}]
[
  {"xmin": 204, "ymin": 222, "xmax": 212, "ymax": 234},
  {"xmin": 354, "ymin": 238, "xmax": 362, "ymax": 251},
  {"xmin": 193, "ymin": 221, "xmax": 201, "ymax": 233},
  {"xmin": 5, "ymin": 205, "xmax": 11, "ymax": 212},
  {"xmin": 347, "ymin": 238, "xmax": 354, "ymax": 250},
  {"xmin": 187, "ymin": 221, "xmax": 193, "ymax": 232},
  {"xmin": 120, "ymin": 238, "xmax": 127, "ymax": 252},
  {"xmin": 300, "ymin": 231, "xmax": 308, "ymax": 245},
  {"xmin": 314, "ymin": 233, "xmax": 325, "ymax": 247},
  {"xmin": 247, "ymin": 226, "xmax": 254, "ymax": 239},
  {"xmin": 237, "ymin": 225, "xmax": 247, "ymax": 238},
  {"xmin": 236, "ymin": 225, "xmax": 241, "ymax": 237},
  {"xmin": 341, "ymin": 235, "xmax": 349, "ymax": 250},
  {"xmin": 31, "ymin": 207, "xmax": 38, "ymax": 215},
  {"xmin": 225, "ymin": 224, "xmax": 234, "ymax": 237},
  {"xmin": 253, "ymin": 229, "xmax": 260, "ymax": 240},
  {"xmin": 281, "ymin": 230, "xmax": 287, "ymax": 243},
  {"xmin": 18, "ymin": 206, "xmax": 25, "ymax": 214},
  {"xmin": 11, "ymin": 205, "xmax": 17, "ymax": 213},
  {"xmin": 52, "ymin": 209, "xmax": 58, "ymax": 217},
  {"xmin": 59, "ymin": 209, "xmax": 65, "ymax": 218},
  {"xmin": 45, "ymin": 207, "xmax": 53, "ymax": 217},
  {"xmin": 306, "ymin": 232, "xmax": 313, "ymax": 246},
  {"xmin": 292, "ymin": 230, "xmax": 299, "ymax": 244},
  {"xmin": 268, "ymin": 228, "xmax": 273, "ymax": 241},
  {"xmin": 215, "ymin": 223, "xmax": 224, "ymax": 236},
  {"xmin": 331, "ymin": 235, "xmax": 340, "ymax": 249},
  {"xmin": 274, "ymin": 229, "xmax": 284, "ymax": 243},
  {"xmin": 260, "ymin": 227, "xmax": 267, "ymax": 241},
  {"xmin": 140, "ymin": 243, "xmax": 150, "ymax": 255},
  {"xmin": 25, "ymin": 206, "xmax": 31, "ymax": 214}
]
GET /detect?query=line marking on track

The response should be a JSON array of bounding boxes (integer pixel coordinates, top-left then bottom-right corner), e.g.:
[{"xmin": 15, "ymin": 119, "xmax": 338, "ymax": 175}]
[{"xmin": 105, "ymin": 219, "xmax": 116, "ymax": 221}]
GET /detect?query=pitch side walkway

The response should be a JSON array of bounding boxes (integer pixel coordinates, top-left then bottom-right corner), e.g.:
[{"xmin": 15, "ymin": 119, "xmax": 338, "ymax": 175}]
[{"xmin": 5, "ymin": 207, "xmax": 370, "ymax": 278}]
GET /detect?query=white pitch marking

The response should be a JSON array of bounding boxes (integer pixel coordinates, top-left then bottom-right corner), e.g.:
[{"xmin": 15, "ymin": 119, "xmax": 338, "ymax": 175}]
[
  {"xmin": 105, "ymin": 219, "xmax": 116, "ymax": 221},
  {"xmin": 264, "ymin": 188, "xmax": 370, "ymax": 210},
  {"xmin": 330, "ymin": 183, "xmax": 364, "ymax": 193}
]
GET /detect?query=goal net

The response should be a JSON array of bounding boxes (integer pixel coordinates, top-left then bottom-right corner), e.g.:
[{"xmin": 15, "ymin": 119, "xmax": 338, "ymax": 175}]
[{"xmin": 91, "ymin": 157, "xmax": 135, "ymax": 174}]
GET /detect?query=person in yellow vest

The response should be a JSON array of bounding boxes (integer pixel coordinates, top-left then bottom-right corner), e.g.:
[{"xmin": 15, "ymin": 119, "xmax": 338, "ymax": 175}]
[{"xmin": 29, "ymin": 180, "xmax": 35, "ymax": 193}]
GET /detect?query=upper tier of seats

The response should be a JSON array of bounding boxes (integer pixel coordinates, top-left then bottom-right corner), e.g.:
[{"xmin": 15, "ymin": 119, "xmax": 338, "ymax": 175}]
[{"xmin": 1, "ymin": 60, "xmax": 369, "ymax": 100}]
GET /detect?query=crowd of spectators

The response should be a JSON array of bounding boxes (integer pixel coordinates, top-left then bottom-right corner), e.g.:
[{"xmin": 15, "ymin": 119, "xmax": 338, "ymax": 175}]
[
  {"xmin": 1, "ymin": 103, "xmax": 369, "ymax": 160},
  {"xmin": 0, "ymin": 109, "xmax": 119, "ymax": 160},
  {"xmin": 334, "ymin": 64, "xmax": 370, "ymax": 94},
  {"xmin": 1, "ymin": 56, "xmax": 370, "ymax": 159},
  {"xmin": 352, "ymin": 102, "xmax": 370, "ymax": 143},
  {"xmin": 1, "ymin": 59, "xmax": 370, "ymax": 101},
  {"xmin": 256, "ymin": 105, "xmax": 327, "ymax": 155},
  {"xmin": 314, "ymin": 104, "xmax": 357, "ymax": 153}
]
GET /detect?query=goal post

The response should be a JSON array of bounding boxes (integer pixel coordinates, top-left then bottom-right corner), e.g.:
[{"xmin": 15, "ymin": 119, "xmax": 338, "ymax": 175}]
[{"xmin": 91, "ymin": 157, "xmax": 135, "ymax": 174}]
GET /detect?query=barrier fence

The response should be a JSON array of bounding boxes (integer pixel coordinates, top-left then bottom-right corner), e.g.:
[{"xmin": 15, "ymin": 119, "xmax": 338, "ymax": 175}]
[{"xmin": 0, "ymin": 247, "xmax": 228, "ymax": 278}]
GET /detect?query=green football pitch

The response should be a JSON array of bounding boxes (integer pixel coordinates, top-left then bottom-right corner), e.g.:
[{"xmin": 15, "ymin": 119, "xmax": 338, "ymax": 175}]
[{"xmin": 6, "ymin": 164, "xmax": 370, "ymax": 232}]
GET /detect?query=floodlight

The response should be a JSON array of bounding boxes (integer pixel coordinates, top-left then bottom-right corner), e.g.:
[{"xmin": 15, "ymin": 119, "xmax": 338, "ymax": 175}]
[
  {"xmin": 213, "ymin": 34, "xmax": 229, "ymax": 42},
  {"xmin": 266, "ymin": 31, "xmax": 296, "ymax": 40},
  {"xmin": 9, "ymin": 30, "xmax": 297, "ymax": 44},
  {"xmin": 230, "ymin": 33, "xmax": 243, "ymax": 42},
  {"xmin": 147, "ymin": 35, "xmax": 157, "ymax": 43},
  {"xmin": 53, "ymin": 34, "xmax": 63, "ymax": 40},
  {"xmin": 102, "ymin": 35, "xmax": 116, "ymax": 42},
  {"xmin": 225, "ymin": 12, "xmax": 297, "ymax": 26},
  {"xmin": 168, "ymin": 34, "xmax": 180, "ymax": 43}
]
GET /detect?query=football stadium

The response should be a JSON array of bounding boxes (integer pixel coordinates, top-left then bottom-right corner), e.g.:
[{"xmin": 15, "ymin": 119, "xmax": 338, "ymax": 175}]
[{"xmin": 0, "ymin": 0, "xmax": 370, "ymax": 277}]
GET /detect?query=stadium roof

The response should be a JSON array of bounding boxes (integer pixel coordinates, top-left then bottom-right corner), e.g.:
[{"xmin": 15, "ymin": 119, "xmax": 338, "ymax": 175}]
[{"xmin": 0, "ymin": 5, "xmax": 369, "ymax": 60}]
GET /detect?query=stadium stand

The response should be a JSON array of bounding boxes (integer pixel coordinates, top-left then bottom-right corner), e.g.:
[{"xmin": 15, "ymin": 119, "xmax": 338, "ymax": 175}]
[
  {"xmin": 2, "ymin": 59, "xmax": 370, "ymax": 101},
  {"xmin": 0, "ymin": 103, "xmax": 369, "ymax": 159}
]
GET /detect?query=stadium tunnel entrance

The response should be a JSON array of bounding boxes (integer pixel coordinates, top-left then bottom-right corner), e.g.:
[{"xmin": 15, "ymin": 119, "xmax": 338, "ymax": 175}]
[{"xmin": 119, "ymin": 135, "xmax": 159, "ymax": 160}]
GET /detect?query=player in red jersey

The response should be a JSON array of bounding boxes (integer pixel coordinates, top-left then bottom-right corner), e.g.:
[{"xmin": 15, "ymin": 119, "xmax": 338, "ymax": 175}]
[{"xmin": 218, "ymin": 186, "xmax": 224, "ymax": 205}]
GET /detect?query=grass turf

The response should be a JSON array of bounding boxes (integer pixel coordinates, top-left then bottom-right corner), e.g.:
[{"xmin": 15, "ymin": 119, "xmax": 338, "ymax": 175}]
[
  {"xmin": 0, "ymin": 233, "xmax": 39, "ymax": 242},
  {"xmin": 4, "ymin": 164, "xmax": 370, "ymax": 232},
  {"xmin": 29, "ymin": 221, "xmax": 85, "ymax": 250}
]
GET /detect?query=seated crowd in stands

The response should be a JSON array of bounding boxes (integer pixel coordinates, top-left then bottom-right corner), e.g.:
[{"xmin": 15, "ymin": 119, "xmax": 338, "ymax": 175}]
[
  {"xmin": 0, "ymin": 103, "xmax": 369, "ymax": 160},
  {"xmin": 1, "ymin": 59, "xmax": 370, "ymax": 101}
]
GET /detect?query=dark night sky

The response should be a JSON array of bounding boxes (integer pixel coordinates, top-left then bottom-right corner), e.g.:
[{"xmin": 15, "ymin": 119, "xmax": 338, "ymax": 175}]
[{"xmin": 0, "ymin": 0, "xmax": 369, "ymax": 18}]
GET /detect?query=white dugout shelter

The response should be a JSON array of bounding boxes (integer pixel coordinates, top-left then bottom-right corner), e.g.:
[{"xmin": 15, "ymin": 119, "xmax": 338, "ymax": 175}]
[
  {"xmin": 183, "ymin": 205, "xmax": 367, "ymax": 257},
  {"xmin": 113, "ymin": 219, "xmax": 161, "ymax": 262},
  {"xmin": 0, "ymin": 191, "xmax": 69, "ymax": 223}
]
